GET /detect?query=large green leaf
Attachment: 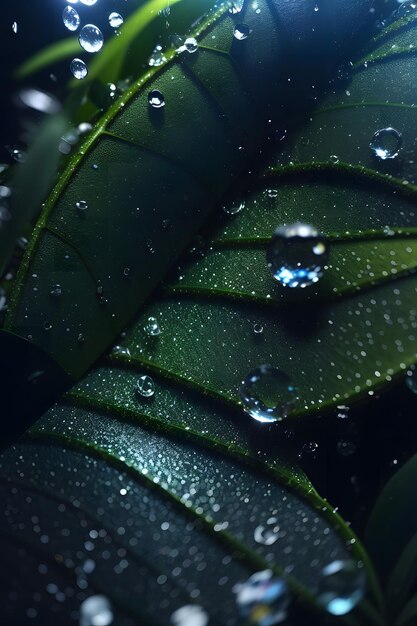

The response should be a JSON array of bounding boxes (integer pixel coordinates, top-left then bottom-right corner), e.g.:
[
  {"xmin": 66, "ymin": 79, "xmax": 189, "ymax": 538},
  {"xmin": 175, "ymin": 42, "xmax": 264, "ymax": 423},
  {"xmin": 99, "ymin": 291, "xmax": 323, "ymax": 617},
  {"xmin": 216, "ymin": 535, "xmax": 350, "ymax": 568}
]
[{"xmin": 0, "ymin": 0, "xmax": 375, "ymax": 435}]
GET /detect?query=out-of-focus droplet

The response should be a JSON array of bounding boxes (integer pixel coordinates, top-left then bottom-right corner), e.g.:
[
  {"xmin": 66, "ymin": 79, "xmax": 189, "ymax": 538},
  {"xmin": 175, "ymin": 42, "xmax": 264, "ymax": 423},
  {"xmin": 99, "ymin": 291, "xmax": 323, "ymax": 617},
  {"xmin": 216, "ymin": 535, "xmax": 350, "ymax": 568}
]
[
  {"xmin": 240, "ymin": 364, "xmax": 297, "ymax": 423},
  {"xmin": 234, "ymin": 24, "xmax": 250, "ymax": 40},
  {"xmin": 144, "ymin": 316, "xmax": 161, "ymax": 337},
  {"xmin": 79, "ymin": 24, "xmax": 104, "ymax": 53},
  {"xmin": 234, "ymin": 570, "xmax": 290, "ymax": 625},
  {"xmin": 317, "ymin": 561, "xmax": 366, "ymax": 616},
  {"xmin": 406, "ymin": 365, "xmax": 417, "ymax": 393},
  {"xmin": 149, "ymin": 45, "xmax": 166, "ymax": 67},
  {"xmin": 369, "ymin": 127, "xmax": 402, "ymax": 160},
  {"xmin": 254, "ymin": 517, "xmax": 280, "ymax": 545},
  {"xmin": 71, "ymin": 58, "xmax": 88, "ymax": 80},
  {"xmin": 63, "ymin": 5, "xmax": 80, "ymax": 31},
  {"xmin": 148, "ymin": 89, "xmax": 165, "ymax": 108},
  {"xmin": 136, "ymin": 375, "xmax": 155, "ymax": 398},
  {"xmin": 267, "ymin": 223, "xmax": 329, "ymax": 289},
  {"xmin": 109, "ymin": 12, "xmax": 124, "ymax": 28},
  {"xmin": 170, "ymin": 605, "xmax": 209, "ymax": 626},
  {"xmin": 337, "ymin": 440, "xmax": 356, "ymax": 456},
  {"xmin": 80, "ymin": 0, "xmax": 98, "ymax": 5},
  {"xmin": 17, "ymin": 88, "xmax": 61, "ymax": 115},
  {"xmin": 50, "ymin": 284, "xmax": 62, "ymax": 298},
  {"xmin": 80, "ymin": 595, "xmax": 113, "ymax": 626}
]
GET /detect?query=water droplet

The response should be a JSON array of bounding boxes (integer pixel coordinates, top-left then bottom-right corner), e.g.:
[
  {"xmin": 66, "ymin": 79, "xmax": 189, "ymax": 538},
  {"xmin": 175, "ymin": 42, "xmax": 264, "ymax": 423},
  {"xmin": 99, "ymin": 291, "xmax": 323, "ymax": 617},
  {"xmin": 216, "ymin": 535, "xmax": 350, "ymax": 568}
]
[
  {"xmin": 330, "ymin": 154, "xmax": 340, "ymax": 164},
  {"xmin": 317, "ymin": 561, "xmax": 366, "ymax": 616},
  {"xmin": 148, "ymin": 45, "xmax": 166, "ymax": 67},
  {"xmin": 18, "ymin": 88, "xmax": 61, "ymax": 115},
  {"xmin": 337, "ymin": 440, "xmax": 356, "ymax": 456},
  {"xmin": 266, "ymin": 223, "xmax": 329, "ymax": 288},
  {"xmin": 370, "ymin": 127, "xmax": 402, "ymax": 160},
  {"xmin": 71, "ymin": 58, "xmax": 88, "ymax": 80},
  {"xmin": 80, "ymin": 595, "xmax": 113, "ymax": 626},
  {"xmin": 50, "ymin": 284, "xmax": 62, "ymax": 298},
  {"xmin": 63, "ymin": 6, "xmax": 80, "ymax": 31},
  {"xmin": 148, "ymin": 89, "xmax": 165, "ymax": 108},
  {"xmin": 80, "ymin": 0, "xmax": 98, "ymax": 6},
  {"xmin": 8, "ymin": 146, "xmax": 25, "ymax": 163},
  {"xmin": 112, "ymin": 345, "xmax": 131, "ymax": 358},
  {"xmin": 109, "ymin": 12, "xmax": 124, "ymax": 28},
  {"xmin": 234, "ymin": 24, "xmax": 250, "ymax": 40},
  {"xmin": 406, "ymin": 365, "xmax": 417, "ymax": 393},
  {"xmin": 234, "ymin": 570, "xmax": 290, "ymax": 625},
  {"xmin": 12, "ymin": 21, "xmax": 18, "ymax": 34},
  {"xmin": 254, "ymin": 517, "xmax": 280, "ymax": 545},
  {"xmin": 336, "ymin": 404, "xmax": 350, "ymax": 419},
  {"xmin": 228, "ymin": 0, "xmax": 244, "ymax": 13},
  {"xmin": 136, "ymin": 375, "xmax": 155, "ymax": 398},
  {"xmin": 76, "ymin": 200, "xmax": 88, "ymax": 212},
  {"xmin": 78, "ymin": 25, "xmax": 104, "ymax": 53},
  {"xmin": 170, "ymin": 605, "xmax": 208, "ymax": 626},
  {"xmin": 239, "ymin": 365, "xmax": 297, "ymax": 423},
  {"xmin": 184, "ymin": 37, "xmax": 198, "ymax": 53},
  {"xmin": 222, "ymin": 200, "xmax": 245, "ymax": 215},
  {"xmin": 300, "ymin": 441, "xmax": 319, "ymax": 457},
  {"xmin": 144, "ymin": 316, "xmax": 161, "ymax": 337},
  {"xmin": 253, "ymin": 323, "xmax": 264, "ymax": 335},
  {"xmin": 265, "ymin": 188, "xmax": 278, "ymax": 199}
]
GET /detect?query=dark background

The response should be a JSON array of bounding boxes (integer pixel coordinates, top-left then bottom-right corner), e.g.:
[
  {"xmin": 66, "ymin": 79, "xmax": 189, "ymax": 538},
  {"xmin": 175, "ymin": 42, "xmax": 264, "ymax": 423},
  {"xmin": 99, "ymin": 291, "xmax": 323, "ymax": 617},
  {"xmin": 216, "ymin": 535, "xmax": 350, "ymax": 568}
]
[{"xmin": 1, "ymin": 0, "xmax": 417, "ymax": 534}]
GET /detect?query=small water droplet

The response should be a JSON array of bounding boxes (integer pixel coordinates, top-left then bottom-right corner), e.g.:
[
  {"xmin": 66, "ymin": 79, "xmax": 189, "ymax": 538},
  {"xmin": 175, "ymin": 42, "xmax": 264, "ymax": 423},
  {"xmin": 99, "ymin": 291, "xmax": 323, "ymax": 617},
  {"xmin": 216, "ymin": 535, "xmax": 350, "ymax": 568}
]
[
  {"xmin": 136, "ymin": 375, "xmax": 155, "ymax": 398},
  {"xmin": 148, "ymin": 89, "xmax": 165, "ymax": 108},
  {"xmin": 148, "ymin": 45, "xmax": 166, "ymax": 67},
  {"xmin": 50, "ymin": 284, "xmax": 62, "ymax": 298},
  {"xmin": 184, "ymin": 37, "xmax": 198, "ymax": 53},
  {"xmin": 336, "ymin": 404, "xmax": 350, "ymax": 419},
  {"xmin": 370, "ymin": 127, "xmax": 402, "ymax": 160},
  {"xmin": 109, "ymin": 12, "xmax": 124, "ymax": 28},
  {"xmin": 80, "ymin": 0, "xmax": 98, "ymax": 6},
  {"xmin": 112, "ymin": 345, "xmax": 131, "ymax": 358},
  {"xmin": 234, "ymin": 24, "xmax": 250, "ymax": 40},
  {"xmin": 12, "ymin": 21, "xmax": 18, "ymax": 34},
  {"xmin": 144, "ymin": 316, "xmax": 161, "ymax": 337},
  {"xmin": 330, "ymin": 155, "xmax": 340, "ymax": 164},
  {"xmin": 253, "ymin": 323, "xmax": 264, "ymax": 335},
  {"xmin": 222, "ymin": 200, "xmax": 245, "ymax": 215},
  {"xmin": 170, "ymin": 605, "xmax": 208, "ymax": 626},
  {"xmin": 254, "ymin": 517, "xmax": 280, "ymax": 545},
  {"xmin": 76, "ymin": 200, "xmax": 88, "ymax": 212},
  {"xmin": 80, "ymin": 595, "xmax": 113, "ymax": 626},
  {"xmin": 78, "ymin": 24, "xmax": 104, "ymax": 53},
  {"xmin": 317, "ymin": 561, "xmax": 366, "ymax": 616},
  {"xmin": 406, "ymin": 365, "xmax": 417, "ymax": 393},
  {"xmin": 267, "ymin": 223, "xmax": 329, "ymax": 288},
  {"xmin": 265, "ymin": 188, "xmax": 278, "ymax": 199},
  {"xmin": 240, "ymin": 365, "xmax": 297, "ymax": 423},
  {"xmin": 71, "ymin": 58, "xmax": 88, "ymax": 80},
  {"xmin": 63, "ymin": 6, "xmax": 80, "ymax": 31},
  {"xmin": 234, "ymin": 570, "xmax": 290, "ymax": 625}
]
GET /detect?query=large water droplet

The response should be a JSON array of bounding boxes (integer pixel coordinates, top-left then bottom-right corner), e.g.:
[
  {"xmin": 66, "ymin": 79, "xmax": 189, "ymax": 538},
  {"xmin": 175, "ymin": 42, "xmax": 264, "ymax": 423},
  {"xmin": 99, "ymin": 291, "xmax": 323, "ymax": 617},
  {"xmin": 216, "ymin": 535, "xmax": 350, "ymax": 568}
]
[
  {"xmin": 144, "ymin": 316, "xmax": 161, "ymax": 337},
  {"xmin": 78, "ymin": 24, "xmax": 104, "ymax": 53},
  {"xmin": 240, "ymin": 365, "xmax": 297, "ymax": 423},
  {"xmin": 148, "ymin": 89, "xmax": 165, "ymax": 108},
  {"xmin": 109, "ymin": 12, "xmax": 124, "ymax": 28},
  {"xmin": 369, "ymin": 127, "xmax": 402, "ymax": 160},
  {"xmin": 80, "ymin": 595, "xmax": 113, "ymax": 626},
  {"xmin": 136, "ymin": 375, "xmax": 155, "ymax": 398},
  {"xmin": 63, "ymin": 6, "xmax": 80, "ymax": 31},
  {"xmin": 170, "ymin": 605, "xmax": 208, "ymax": 626},
  {"xmin": 317, "ymin": 560, "xmax": 366, "ymax": 616},
  {"xmin": 71, "ymin": 58, "xmax": 88, "ymax": 80},
  {"xmin": 266, "ymin": 223, "xmax": 329, "ymax": 288},
  {"xmin": 234, "ymin": 24, "xmax": 250, "ymax": 40},
  {"xmin": 234, "ymin": 570, "xmax": 290, "ymax": 625}
]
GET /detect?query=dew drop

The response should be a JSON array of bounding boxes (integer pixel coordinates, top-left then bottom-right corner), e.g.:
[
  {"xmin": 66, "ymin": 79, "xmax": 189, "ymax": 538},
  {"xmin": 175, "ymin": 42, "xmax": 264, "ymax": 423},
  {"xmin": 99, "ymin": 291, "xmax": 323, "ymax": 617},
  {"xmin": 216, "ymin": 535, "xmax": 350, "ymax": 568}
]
[
  {"xmin": 369, "ymin": 127, "xmax": 402, "ymax": 160},
  {"xmin": 253, "ymin": 323, "xmax": 264, "ymax": 335},
  {"xmin": 63, "ymin": 6, "xmax": 80, "ymax": 31},
  {"xmin": 109, "ymin": 12, "xmax": 124, "ymax": 28},
  {"xmin": 144, "ymin": 316, "xmax": 161, "ymax": 337},
  {"xmin": 170, "ymin": 605, "xmax": 208, "ymax": 626},
  {"xmin": 71, "ymin": 58, "xmax": 88, "ymax": 80},
  {"xmin": 148, "ymin": 89, "xmax": 165, "ymax": 108},
  {"xmin": 184, "ymin": 37, "xmax": 198, "ymax": 53},
  {"xmin": 234, "ymin": 570, "xmax": 290, "ymax": 625},
  {"xmin": 222, "ymin": 200, "xmax": 245, "ymax": 215},
  {"xmin": 80, "ymin": 595, "xmax": 113, "ymax": 626},
  {"xmin": 12, "ymin": 21, "xmax": 18, "ymax": 34},
  {"xmin": 234, "ymin": 24, "xmax": 250, "ymax": 40},
  {"xmin": 78, "ymin": 24, "xmax": 104, "ymax": 53},
  {"xmin": 148, "ymin": 45, "xmax": 166, "ymax": 67},
  {"xmin": 266, "ymin": 223, "xmax": 329, "ymax": 288},
  {"xmin": 136, "ymin": 375, "xmax": 155, "ymax": 398},
  {"xmin": 76, "ymin": 200, "xmax": 88, "ymax": 212},
  {"xmin": 317, "ymin": 561, "xmax": 366, "ymax": 616},
  {"xmin": 406, "ymin": 364, "xmax": 417, "ymax": 393},
  {"xmin": 50, "ymin": 284, "xmax": 62, "ymax": 298},
  {"xmin": 239, "ymin": 365, "xmax": 297, "ymax": 423}
]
